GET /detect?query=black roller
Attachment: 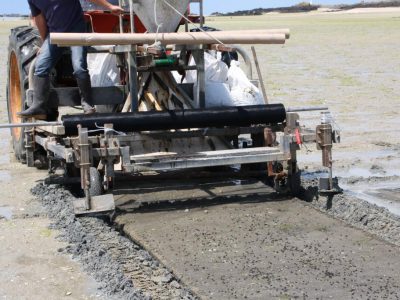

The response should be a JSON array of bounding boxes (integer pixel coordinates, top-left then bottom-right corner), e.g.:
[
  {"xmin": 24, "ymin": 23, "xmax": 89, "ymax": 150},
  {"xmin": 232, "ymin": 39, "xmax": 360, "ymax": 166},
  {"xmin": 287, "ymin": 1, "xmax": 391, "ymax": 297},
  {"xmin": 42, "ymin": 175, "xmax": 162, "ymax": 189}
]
[{"xmin": 62, "ymin": 104, "xmax": 286, "ymax": 135}]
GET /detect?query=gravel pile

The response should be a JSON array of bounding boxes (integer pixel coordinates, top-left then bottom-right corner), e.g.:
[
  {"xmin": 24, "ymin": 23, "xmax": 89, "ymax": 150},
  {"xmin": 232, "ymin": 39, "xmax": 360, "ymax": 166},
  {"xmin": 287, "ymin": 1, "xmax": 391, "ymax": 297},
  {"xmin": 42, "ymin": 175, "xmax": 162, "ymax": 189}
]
[
  {"xmin": 303, "ymin": 178, "xmax": 400, "ymax": 247},
  {"xmin": 32, "ymin": 183, "xmax": 197, "ymax": 300}
]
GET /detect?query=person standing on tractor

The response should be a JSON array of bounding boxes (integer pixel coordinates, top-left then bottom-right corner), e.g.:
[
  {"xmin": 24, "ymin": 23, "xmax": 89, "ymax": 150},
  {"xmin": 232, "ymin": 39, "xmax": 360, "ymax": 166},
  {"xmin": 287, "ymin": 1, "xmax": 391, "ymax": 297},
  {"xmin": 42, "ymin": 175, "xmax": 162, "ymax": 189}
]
[{"xmin": 18, "ymin": 0, "xmax": 123, "ymax": 119}]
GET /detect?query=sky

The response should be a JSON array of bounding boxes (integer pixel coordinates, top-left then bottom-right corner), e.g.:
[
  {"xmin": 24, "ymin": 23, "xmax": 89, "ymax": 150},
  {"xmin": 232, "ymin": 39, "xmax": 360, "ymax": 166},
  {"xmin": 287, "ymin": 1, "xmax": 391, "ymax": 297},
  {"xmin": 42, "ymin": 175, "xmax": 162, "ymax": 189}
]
[{"xmin": 1, "ymin": 0, "xmax": 360, "ymax": 15}]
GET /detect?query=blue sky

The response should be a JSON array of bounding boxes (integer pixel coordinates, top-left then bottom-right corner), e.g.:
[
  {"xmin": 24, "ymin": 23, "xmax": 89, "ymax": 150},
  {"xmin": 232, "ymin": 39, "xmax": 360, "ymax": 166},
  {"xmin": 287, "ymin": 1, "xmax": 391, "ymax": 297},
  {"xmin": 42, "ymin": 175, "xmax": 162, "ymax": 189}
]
[{"xmin": 1, "ymin": 0, "xmax": 359, "ymax": 15}]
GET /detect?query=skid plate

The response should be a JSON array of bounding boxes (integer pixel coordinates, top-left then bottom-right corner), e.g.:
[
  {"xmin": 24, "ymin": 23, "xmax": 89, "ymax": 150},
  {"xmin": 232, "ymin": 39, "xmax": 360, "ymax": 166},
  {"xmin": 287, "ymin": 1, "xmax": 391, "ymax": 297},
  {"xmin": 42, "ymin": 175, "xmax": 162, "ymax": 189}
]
[{"xmin": 73, "ymin": 194, "xmax": 115, "ymax": 216}]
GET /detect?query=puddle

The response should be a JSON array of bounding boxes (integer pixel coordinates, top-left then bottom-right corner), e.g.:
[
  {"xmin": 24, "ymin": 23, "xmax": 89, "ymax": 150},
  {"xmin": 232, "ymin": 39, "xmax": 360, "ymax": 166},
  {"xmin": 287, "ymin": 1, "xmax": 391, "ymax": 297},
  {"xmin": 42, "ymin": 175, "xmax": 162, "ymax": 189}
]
[
  {"xmin": 334, "ymin": 167, "xmax": 400, "ymax": 178},
  {"xmin": 298, "ymin": 149, "xmax": 400, "ymax": 179},
  {"xmin": 303, "ymin": 170, "xmax": 400, "ymax": 217},
  {"xmin": 0, "ymin": 170, "xmax": 11, "ymax": 182},
  {"xmin": 0, "ymin": 206, "xmax": 12, "ymax": 220},
  {"xmin": 342, "ymin": 181, "xmax": 400, "ymax": 217},
  {"xmin": 299, "ymin": 149, "xmax": 397, "ymax": 164},
  {"xmin": 301, "ymin": 170, "xmax": 329, "ymax": 180},
  {"xmin": 0, "ymin": 154, "xmax": 9, "ymax": 164}
]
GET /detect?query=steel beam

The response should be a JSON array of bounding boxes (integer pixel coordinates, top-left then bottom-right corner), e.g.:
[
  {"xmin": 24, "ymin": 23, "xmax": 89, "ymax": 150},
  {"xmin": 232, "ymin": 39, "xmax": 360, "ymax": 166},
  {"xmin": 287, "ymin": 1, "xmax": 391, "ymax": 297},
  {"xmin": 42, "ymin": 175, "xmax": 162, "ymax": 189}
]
[
  {"xmin": 131, "ymin": 147, "xmax": 286, "ymax": 172},
  {"xmin": 34, "ymin": 135, "xmax": 74, "ymax": 162}
]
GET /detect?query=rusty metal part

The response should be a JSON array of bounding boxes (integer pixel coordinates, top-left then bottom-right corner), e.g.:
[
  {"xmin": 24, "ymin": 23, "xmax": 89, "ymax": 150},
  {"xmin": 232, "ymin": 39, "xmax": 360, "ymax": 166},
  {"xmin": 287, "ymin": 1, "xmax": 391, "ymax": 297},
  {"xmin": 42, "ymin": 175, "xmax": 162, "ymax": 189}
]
[
  {"xmin": 267, "ymin": 162, "xmax": 287, "ymax": 180},
  {"xmin": 264, "ymin": 128, "xmax": 286, "ymax": 181},
  {"xmin": 316, "ymin": 124, "xmax": 333, "ymax": 168},
  {"xmin": 316, "ymin": 123, "xmax": 341, "ymax": 195},
  {"xmin": 264, "ymin": 128, "xmax": 276, "ymax": 147}
]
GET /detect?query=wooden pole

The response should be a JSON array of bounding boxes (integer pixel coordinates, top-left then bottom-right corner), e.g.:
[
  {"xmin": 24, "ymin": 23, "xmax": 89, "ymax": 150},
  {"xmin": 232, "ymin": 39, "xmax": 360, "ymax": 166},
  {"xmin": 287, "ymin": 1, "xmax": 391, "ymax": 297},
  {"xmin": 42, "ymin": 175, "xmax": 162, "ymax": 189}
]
[
  {"xmin": 50, "ymin": 31, "xmax": 287, "ymax": 46},
  {"xmin": 251, "ymin": 46, "xmax": 268, "ymax": 104}
]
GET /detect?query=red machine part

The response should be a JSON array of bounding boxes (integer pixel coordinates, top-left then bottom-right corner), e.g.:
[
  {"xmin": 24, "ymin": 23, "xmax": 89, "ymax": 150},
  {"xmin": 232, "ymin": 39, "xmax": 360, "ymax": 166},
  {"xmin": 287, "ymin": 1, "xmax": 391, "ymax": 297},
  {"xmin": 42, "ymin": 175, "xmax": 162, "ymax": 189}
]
[
  {"xmin": 295, "ymin": 128, "xmax": 302, "ymax": 145},
  {"xmin": 84, "ymin": 12, "xmax": 147, "ymax": 33},
  {"xmin": 83, "ymin": 9, "xmax": 201, "ymax": 34}
]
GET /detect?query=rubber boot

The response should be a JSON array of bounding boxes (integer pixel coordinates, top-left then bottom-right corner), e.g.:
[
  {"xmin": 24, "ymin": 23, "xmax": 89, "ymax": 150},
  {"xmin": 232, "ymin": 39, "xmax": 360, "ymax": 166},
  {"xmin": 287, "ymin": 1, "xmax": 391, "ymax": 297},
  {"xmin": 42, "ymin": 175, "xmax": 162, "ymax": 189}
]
[
  {"xmin": 17, "ymin": 75, "xmax": 49, "ymax": 120},
  {"xmin": 76, "ymin": 75, "xmax": 96, "ymax": 114}
]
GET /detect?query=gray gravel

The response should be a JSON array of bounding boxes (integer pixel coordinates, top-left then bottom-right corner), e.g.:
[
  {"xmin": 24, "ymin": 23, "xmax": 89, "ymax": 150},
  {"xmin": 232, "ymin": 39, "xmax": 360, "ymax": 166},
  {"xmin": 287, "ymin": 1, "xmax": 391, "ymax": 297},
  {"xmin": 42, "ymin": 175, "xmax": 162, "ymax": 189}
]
[
  {"xmin": 117, "ymin": 195, "xmax": 400, "ymax": 299},
  {"xmin": 30, "ymin": 176, "xmax": 400, "ymax": 300},
  {"xmin": 32, "ymin": 183, "xmax": 197, "ymax": 300},
  {"xmin": 303, "ymin": 177, "xmax": 400, "ymax": 247}
]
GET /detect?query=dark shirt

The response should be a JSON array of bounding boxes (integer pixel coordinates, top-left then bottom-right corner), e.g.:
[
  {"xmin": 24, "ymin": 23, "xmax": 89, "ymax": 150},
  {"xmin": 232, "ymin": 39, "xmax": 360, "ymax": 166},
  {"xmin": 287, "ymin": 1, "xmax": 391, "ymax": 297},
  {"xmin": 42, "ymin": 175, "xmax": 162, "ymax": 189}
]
[{"xmin": 28, "ymin": 0, "xmax": 84, "ymax": 33}]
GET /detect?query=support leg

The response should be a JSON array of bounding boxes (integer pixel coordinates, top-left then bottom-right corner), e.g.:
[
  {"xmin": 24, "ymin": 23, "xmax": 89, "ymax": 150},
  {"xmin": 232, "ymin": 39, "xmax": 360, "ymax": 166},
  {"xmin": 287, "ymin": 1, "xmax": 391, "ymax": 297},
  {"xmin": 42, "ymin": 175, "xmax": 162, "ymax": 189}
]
[{"xmin": 78, "ymin": 126, "xmax": 91, "ymax": 210}]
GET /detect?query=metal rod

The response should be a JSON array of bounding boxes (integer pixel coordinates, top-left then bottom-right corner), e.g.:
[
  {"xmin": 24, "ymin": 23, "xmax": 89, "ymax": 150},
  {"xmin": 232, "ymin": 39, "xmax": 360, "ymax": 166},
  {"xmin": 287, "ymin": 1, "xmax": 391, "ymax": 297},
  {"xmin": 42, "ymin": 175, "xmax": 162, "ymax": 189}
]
[
  {"xmin": 0, "ymin": 121, "xmax": 62, "ymax": 129},
  {"xmin": 234, "ymin": 45, "xmax": 253, "ymax": 80},
  {"xmin": 0, "ymin": 106, "xmax": 328, "ymax": 129},
  {"xmin": 184, "ymin": 7, "xmax": 189, "ymax": 32},
  {"xmin": 129, "ymin": 0, "xmax": 134, "ymax": 33},
  {"xmin": 78, "ymin": 125, "xmax": 91, "ymax": 211},
  {"xmin": 251, "ymin": 46, "xmax": 268, "ymax": 104},
  {"xmin": 199, "ymin": 0, "xmax": 204, "ymax": 27},
  {"xmin": 287, "ymin": 106, "xmax": 329, "ymax": 112},
  {"xmin": 0, "ymin": 106, "xmax": 328, "ymax": 130},
  {"xmin": 128, "ymin": 50, "xmax": 138, "ymax": 112},
  {"xmin": 119, "ymin": 0, "xmax": 124, "ymax": 33}
]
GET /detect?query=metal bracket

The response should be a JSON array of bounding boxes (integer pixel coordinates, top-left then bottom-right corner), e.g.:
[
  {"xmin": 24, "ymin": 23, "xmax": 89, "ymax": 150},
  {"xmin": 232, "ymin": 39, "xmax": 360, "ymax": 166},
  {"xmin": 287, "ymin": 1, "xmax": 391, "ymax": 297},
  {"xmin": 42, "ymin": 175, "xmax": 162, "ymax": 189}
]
[
  {"xmin": 191, "ymin": 49, "xmax": 206, "ymax": 108},
  {"xmin": 78, "ymin": 126, "xmax": 91, "ymax": 210},
  {"xmin": 24, "ymin": 127, "xmax": 35, "ymax": 167},
  {"xmin": 111, "ymin": 45, "xmax": 138, "ymax": 53},
  {"xmin": 102, "ymin": 124, "xmax": 116, "ymax": 191},
  {"xmin": 316, "ymin": 123, "xmax": 342, "ymax": 195}
]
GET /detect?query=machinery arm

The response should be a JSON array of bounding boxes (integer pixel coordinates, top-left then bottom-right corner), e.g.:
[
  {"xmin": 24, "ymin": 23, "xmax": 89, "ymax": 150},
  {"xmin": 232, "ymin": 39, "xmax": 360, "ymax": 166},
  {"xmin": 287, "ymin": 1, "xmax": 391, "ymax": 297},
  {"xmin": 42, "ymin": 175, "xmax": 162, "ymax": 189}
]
[{"xmin": 88, "ymin": 0, "xmax": 124, "ymax": 14}]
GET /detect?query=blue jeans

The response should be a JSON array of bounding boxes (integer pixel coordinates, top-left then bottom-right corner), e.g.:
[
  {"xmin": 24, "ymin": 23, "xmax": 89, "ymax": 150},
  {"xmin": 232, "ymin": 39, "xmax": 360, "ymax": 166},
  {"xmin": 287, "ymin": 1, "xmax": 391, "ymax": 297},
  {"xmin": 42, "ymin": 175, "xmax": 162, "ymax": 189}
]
[{"xmin": 35, "ymin": 21, "xmax": 89, "ymax": 80}]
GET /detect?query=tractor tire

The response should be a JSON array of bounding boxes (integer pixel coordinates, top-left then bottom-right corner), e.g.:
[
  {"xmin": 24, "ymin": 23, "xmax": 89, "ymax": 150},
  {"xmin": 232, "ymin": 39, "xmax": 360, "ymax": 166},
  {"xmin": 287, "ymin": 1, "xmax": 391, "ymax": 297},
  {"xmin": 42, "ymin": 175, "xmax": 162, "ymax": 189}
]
[
  {"xmin": 89, "ymin": 167, "xmax": 103, "ymax": 197},
  {"xmin": 6, "ymin": 26, "xmax": 41, "ymax": 162}
]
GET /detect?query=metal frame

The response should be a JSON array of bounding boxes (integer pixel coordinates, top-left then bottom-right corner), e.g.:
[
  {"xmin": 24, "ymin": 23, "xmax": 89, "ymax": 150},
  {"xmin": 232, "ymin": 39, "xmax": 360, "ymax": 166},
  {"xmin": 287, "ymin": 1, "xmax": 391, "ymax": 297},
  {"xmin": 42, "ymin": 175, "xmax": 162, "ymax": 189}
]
[
  {"xmin": 32, "ymin": 112, "xmax": 322, "ymax": 177},
  {"xmin": 10, "ymin": 1, "xmax": 341, "ymax": 216},
  {"xmin": 27, "ymin": 105, "xmax": 340, "ymax": 216}
]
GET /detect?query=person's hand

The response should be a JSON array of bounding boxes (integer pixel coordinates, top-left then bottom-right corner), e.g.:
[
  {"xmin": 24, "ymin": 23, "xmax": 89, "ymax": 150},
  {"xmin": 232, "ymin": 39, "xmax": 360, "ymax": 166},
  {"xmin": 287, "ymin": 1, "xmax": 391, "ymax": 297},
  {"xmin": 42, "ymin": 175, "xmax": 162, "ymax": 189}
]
[{"xmin": 109, "ymin": 5, "xmax": 124, "ymax": 15}]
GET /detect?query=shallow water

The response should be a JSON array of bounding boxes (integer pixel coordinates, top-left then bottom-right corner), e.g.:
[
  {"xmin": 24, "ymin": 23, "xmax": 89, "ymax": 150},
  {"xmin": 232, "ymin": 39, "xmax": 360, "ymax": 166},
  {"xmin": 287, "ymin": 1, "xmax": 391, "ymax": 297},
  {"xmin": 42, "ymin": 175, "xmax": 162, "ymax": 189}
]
[
  {"xmin": 0, "ymin": 206, "xmax": 12, "ymax": 220},
  {"xmin": 342, "ymin": 180, "xmax": 400, "ymax": 216},
  {"xmin": 0, "ymin": 170, "xmax": 11, "ymax": 182}
]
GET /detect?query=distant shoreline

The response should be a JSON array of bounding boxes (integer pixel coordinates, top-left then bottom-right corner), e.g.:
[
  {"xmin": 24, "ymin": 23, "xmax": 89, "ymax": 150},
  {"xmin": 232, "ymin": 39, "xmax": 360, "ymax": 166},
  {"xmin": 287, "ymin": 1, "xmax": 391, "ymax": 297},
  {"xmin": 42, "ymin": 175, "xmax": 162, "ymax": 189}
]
[
  {"xmin": 0, "ymin": 14, "xmax": 29, "ymax": 18},
  {"xmin": 0, "ymin": 17, "xmax": 28, "ymax": 21},
  {"xmin": 1, "ymin": 1, "xmax": 400, "ymax": 20},
  {"xmin": 210, "ymin": 1, "xmax": 400, "ymax": 16}
]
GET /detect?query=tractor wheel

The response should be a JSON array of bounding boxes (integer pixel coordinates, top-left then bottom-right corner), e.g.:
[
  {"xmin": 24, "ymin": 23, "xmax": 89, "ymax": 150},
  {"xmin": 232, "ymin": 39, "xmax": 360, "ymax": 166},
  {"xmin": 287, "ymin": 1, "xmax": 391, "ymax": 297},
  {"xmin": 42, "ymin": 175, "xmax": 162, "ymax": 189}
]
[
  {"xmin": 6, "ymin": 26, "xmax": 41, "ymax": 162},
  {"xmin": 88, "ymin": 167, "xmax": 103, "ymax": 197}
]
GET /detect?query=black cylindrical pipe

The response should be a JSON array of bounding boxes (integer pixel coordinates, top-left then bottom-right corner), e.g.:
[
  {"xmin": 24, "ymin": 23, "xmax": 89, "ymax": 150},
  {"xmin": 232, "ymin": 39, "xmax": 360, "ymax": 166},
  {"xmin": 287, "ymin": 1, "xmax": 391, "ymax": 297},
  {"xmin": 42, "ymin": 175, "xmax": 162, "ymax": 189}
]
[{"xmin": 62, "ymin": 104, "xmax": 286, "ymax": 135}]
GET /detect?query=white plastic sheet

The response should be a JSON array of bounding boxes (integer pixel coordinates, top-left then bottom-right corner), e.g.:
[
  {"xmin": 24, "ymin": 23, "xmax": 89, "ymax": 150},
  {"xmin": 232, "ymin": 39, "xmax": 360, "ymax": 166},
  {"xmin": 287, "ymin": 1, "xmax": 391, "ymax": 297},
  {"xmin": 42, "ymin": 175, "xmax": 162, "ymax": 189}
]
[
  {"xmin": 227, "ymin": 61, "xmax": 264, "ymax": 106},
  {"xmin": 186, "ymin": 52, "xmax": 263, "ymax": 107},
  {"xmin": 87, "ymin": 53, "xmax": 120, "ymax": 87},
  {"xmin": 186, "ymin": 52, "xmax": 228, "ymax": 84}
]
